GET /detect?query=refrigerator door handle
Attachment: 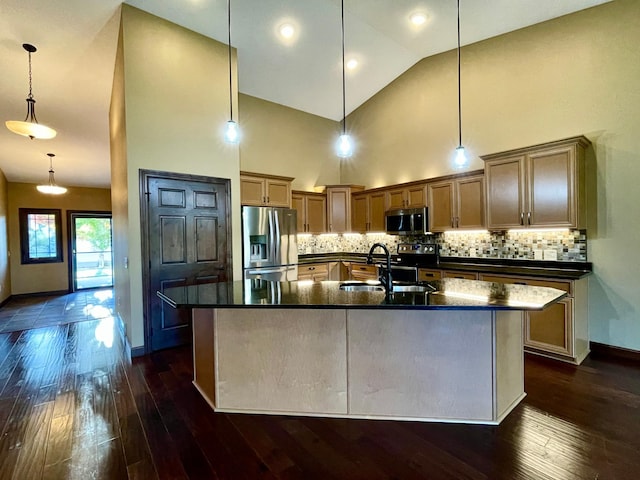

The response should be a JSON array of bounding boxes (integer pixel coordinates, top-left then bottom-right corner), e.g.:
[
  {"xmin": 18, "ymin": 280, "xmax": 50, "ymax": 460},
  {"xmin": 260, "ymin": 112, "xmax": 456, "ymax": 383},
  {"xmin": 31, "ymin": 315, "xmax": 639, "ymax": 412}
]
[
  {"xmin": 246, "ymin": 268, "xmax": 291, "ymax": 275},
  {"xmin": 273, "ymin": 208, "xmax": 281, "ymax": 263},
  {"xmin": 268, "ymin": 209, "xmax": 276, "ymax": 263}
]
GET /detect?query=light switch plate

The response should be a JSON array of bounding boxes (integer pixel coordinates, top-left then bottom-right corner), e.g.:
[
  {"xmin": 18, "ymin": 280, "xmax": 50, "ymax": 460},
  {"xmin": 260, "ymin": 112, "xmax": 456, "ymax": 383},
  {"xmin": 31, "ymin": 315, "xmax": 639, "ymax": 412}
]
[
  {"xmin": 534, "ymin": 249, "xmax": 544, "ymax": 260},
  {"xmin": 543, "ymin": 249, "xmax": 558, "ymax": 261}
]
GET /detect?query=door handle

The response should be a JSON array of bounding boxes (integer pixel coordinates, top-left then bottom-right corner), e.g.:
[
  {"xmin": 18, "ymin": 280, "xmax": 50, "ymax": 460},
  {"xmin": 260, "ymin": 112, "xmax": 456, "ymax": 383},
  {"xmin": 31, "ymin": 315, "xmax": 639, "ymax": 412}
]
[
  {"xmin": 520, "ymin": 212, "xmax": 524, "ymax": 225},
  {"xmin": 527, "ymin": 211, "xmax": 531, "ymax": 225}
]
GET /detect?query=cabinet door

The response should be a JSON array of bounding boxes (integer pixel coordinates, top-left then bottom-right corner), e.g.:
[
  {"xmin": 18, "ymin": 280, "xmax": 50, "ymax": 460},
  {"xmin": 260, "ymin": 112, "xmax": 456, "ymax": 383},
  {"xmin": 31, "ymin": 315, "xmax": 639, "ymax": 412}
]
[
  {"xmin": 291, "ymin": 193, "xmax": 305, "ymax": 232},
  {"xmin": 527, "ymin": 146, "xmax": 576, "ymax": 228},
  {"xmin": 327, "ymin": 188, "xmax": 351, "ymax": 233},
  {"xmin": 525, "ymin": 298, "xmax": 573, "ymax": 357},
  {"xmin": 240, "ymin": 176, "xmax": 266, "ymax": 206},
  {"xmin": 406, "ymin": 184, "xmax": 427, "ymax": 208},
  {"xmin": 306, "ymin": 195, "xmax": 327, "ymax": 234},
  {"xmin": 351, "ymin": 194, "xmax": 368, "ymax": 233},
  {"xmin": 485, "ymin": 155, "xmax": 526, "ymax": 230},
  {"xmin": 369, "ymin": 192, "xmax": 387, "ymax": 232},
  {"xmin": 386, "ymin": 189, "xmax": 406, "ymax": 210},
  {"xmin": 456, "ymin": 176, "xmax": 485, "ymax": 229},
  {"xmin": 428, "ymin": 181, "xmax": 454, "ymax": 232},
  {"xmin": 266, "ymin": 179, "xmax": 291, "ymax": 207}
]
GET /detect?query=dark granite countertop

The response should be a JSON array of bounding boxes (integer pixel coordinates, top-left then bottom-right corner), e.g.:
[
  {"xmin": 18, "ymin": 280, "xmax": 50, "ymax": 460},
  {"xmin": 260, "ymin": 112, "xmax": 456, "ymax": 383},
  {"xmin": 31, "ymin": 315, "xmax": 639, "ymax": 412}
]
[
  {"xmin": 158, "ymin": 278, "xmax": 566, "ymax": 311},
  {"xmin": 298, "ymin": 253, "xmax": 592, "ymax": 280}
]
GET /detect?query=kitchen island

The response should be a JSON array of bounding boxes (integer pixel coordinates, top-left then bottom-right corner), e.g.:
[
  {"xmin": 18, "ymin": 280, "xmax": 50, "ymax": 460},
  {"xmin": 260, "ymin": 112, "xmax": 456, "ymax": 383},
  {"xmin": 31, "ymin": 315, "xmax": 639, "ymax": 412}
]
[{"xmin": 158, "ymin": 278, "xmax": 566, "ymax": 425}]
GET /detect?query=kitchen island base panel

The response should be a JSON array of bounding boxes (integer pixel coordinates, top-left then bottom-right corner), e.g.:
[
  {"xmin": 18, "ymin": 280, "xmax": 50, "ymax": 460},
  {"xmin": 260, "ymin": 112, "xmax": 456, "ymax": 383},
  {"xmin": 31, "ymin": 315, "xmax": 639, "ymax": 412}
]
[
  {"xmin": 214, "ymin": 308, "xmax": 348, "ymax": 415},
  {"xmin": 192, "ymin": 307, "xmax": 525, "ymax": 424}
]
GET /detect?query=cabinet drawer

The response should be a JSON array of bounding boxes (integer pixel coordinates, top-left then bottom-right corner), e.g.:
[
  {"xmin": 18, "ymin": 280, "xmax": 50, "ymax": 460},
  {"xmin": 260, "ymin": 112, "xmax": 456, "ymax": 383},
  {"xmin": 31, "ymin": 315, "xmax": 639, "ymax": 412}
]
[
  {"xmin": 442, "ymin": 270, "xmax": 479, "ymax": 280},
  {"xmin": 479, "ymin": 274, "xmax": 572, "ymax": 296},
  {"xmin": 350, "ymin": 263, "xmax": 378, "ymax": 280},
  {"xmin": 418, "ymin": 269, "xmax": 443, "ymax": 281},
  {"xmin": 298, "ymin": 263, "xmax": 329, "ymax": 275}
]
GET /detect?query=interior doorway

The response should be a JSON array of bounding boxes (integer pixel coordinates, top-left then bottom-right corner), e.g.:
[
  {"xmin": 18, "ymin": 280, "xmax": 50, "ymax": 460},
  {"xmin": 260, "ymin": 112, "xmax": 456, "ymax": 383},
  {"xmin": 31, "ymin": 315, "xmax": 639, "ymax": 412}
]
[{"xmin": 68, "ymin": 211, "xmax": 113, "ymax": 291}]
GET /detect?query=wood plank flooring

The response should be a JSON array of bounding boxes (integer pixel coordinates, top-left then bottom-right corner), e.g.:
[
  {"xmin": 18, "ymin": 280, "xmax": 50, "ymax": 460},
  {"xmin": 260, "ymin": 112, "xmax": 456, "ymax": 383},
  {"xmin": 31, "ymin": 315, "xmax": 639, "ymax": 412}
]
[{"xmin": 0, "ymin": 294, "xmax": 639, "ymax": 479}]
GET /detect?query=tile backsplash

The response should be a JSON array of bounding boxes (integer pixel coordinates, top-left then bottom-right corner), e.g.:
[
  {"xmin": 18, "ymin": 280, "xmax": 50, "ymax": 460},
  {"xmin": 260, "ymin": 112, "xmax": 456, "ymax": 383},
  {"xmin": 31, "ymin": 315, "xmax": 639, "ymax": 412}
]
[
  {"xmin": 298, "ymin": 229, "xmax": 587, "ymax": 262},
  {"xmin": 437, "ymin": 229, "xmax": 587, "ymax": 261}
]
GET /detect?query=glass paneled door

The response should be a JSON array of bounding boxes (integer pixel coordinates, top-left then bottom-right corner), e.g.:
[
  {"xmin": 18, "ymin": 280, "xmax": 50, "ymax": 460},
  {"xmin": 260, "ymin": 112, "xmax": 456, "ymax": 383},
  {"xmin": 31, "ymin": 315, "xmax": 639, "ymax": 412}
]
[{"xmin": 69, "ymin": 212, "xmax": 113, "ymax": 291}]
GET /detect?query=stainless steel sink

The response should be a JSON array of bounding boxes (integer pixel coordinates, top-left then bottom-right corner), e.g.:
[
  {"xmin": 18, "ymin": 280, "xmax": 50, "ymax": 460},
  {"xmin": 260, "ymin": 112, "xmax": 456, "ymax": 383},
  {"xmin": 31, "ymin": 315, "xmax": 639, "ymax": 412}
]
[
  {"xmin": 339, "ymin": 283, "xmax": 385, "ymax": 292},
  {"xmin": 392, "ymin": 284, "xmax": 434, "ymax": 293}
]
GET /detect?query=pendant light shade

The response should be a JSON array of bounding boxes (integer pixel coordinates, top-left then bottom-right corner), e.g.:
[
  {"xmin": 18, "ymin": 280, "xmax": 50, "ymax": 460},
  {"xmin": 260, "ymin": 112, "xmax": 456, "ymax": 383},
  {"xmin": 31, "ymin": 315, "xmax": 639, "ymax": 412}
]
[
  {"xmin": 454, "ymin": 0, "xmax": 468, "ymax": 169},
  {"xmin": 224, "ymin": 0, "xmax": 240, "ymax": 144},
  {"xmin": 336, "ymin": 0, "xmax": 353, "ymax": 158},
  {"xmin": 37, "ymin": 153, "xmax": 67, "ymax": 195},
  {"xmin": 6, "ymin": 44, "xmax": 57, "ymax": 140}
]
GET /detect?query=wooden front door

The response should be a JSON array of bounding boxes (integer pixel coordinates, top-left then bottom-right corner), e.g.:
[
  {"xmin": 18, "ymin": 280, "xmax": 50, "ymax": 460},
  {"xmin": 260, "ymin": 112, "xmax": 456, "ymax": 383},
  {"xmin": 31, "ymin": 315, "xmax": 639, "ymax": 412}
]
[{"xmin": 142, "ymin": 170, "xmax": 231, "ymax": 352}]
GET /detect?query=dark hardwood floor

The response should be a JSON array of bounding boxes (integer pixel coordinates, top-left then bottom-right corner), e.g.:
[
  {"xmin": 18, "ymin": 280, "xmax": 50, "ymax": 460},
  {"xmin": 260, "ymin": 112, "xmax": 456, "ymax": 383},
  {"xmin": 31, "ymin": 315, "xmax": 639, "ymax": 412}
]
[{"xmin": 0, "ymin": 293, "xmax": 639, "ymax": 479}]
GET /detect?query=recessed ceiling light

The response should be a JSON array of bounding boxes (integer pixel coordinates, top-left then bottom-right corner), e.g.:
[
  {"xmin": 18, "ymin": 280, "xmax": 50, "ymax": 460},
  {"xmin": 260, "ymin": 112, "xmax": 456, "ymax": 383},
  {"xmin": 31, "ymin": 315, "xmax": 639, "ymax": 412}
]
[
  {"xmin": 346, "ymin": 58, "xmax": 358, "ymax": 70},
  {"xmin": 410, "ymin": 12, "xmax": 428, "ymax": 26},
  {"xmin": 279, "ymin": 23, "xmax": 295, "ymax": 39}
]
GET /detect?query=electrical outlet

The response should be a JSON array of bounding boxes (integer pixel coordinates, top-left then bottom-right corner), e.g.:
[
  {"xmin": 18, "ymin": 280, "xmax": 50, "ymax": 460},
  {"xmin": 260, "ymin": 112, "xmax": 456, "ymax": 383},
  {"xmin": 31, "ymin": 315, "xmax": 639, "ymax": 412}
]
[
  {"xmin": 534, "ymin": 250, "xmax": 544, "ymax": 260},
  {"xmin": 543, "ymin": 249, "xmax": 558, "ymax": 261}
]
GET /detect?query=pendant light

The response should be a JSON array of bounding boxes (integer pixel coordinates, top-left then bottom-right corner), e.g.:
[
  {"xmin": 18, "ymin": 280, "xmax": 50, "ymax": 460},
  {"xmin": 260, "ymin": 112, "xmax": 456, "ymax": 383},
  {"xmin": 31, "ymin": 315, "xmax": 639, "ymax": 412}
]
[
  {"xmin": 336, "ymin": 0, "xmax": 353, "ymax": 158},
  {"xmin": 454, "ymin": 0, "xmax": 468, "ymax": 169},
  {"xmin": 6, "ymin": 44, "xmax": 57, "ymax": 140},
  {"xmin": 224, "ymin": 0, "xmax": 240, "ymax": 144},
  {"xmin": 37, "ymin": 153, "xmax": 67, "ymax": 195}
]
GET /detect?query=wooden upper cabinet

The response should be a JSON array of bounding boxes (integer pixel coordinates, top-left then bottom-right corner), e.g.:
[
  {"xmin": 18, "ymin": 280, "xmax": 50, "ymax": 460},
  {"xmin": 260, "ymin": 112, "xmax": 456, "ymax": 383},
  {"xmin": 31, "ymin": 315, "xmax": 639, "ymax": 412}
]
[
  {"xmin": 352, "ymin": 191, "xmax": 386, "ymax": 233},
  {"xmin": 428, "ymin": 181, "xmax": 454, "ymax": 232},
  {"xmin": 483, "ymin": 156, "xmax": 525, "ymax": 229},
  {"xmin": 456, "ymin": 175, "xmax": 485, "ymax": 230},
  {"xmin": 428, "ymin": 174, "xmax": 484, "ymax": 232},
  {"xmin": 240, "ymin": 172, "xmax": 293, "ymax": 207},
  {"xmin": 482, "ymin": 136, "xmax": 590, "ymax": 230},
  {"xmin": 386, "ymin": 183, "xmax": 427, "ymax": 210},
  {"xmin": 326, "ymin": 185, "xmax": 364, "ymax": 233},
  {"xmin": 292, "ymin": 191, "xmax": 326, "ymax": 234}
]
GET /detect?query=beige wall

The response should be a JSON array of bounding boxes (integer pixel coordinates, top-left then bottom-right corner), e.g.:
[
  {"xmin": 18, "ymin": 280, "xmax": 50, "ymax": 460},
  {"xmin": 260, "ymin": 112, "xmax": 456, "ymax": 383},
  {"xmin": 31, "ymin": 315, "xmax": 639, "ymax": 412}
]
[
  {"xmin": 0, "ymin": 169, "xmax": 10, "ymax": 303},
  {"xmin": 7, "ymin": 183, "xmax": 111, "ymax": 295},
  {"xmin": 343, "ymin": 0, "xmax": 640, "ymax": 350},
  {"xmin": 238, "ymin": 94, "xmax": 341, "ymax": 190},
  {"xmin": 109, "ymin": 12, "xmax": 131, "ymax": 343},
  {"xmin": 114, "ymin": 5, "xmax": 242, "ymax": 350}
]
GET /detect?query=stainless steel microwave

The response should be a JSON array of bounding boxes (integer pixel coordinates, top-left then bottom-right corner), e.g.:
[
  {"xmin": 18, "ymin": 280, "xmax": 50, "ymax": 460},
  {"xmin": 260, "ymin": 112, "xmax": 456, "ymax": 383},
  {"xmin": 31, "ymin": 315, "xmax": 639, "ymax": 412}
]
[{"xmin": 385, "ymin": 207, "xmax": 430, "ymax": 235}]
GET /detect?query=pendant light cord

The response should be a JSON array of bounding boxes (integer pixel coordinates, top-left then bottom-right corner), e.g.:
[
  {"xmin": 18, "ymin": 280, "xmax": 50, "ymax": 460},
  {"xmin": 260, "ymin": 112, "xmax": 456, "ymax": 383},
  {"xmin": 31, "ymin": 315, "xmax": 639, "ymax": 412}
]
[
  {"xmin": 341, "ymin": 0, "xmax": 346, "ymax": 135},
  {"xmin": 27, "ymin": 50, "xmax": 34, "ymax": 100},
  {"xmin": 227, "ymin": 0, "xmax": 233, "ymax": 122},
  {"xmin": 457, "ymin": 0, "xmax": 462, "ymax": 148}
]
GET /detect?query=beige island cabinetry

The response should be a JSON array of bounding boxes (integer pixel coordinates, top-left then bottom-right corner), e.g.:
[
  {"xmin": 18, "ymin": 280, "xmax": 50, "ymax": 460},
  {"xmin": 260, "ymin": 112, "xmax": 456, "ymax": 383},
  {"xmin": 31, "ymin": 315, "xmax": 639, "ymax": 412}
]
[
  {"xmin": 158, "ymin": 279, "xmax": 567, "ymax": 425},
  {"xmin": 193, "ymin": 306, "xmax": 524, "ymax": 424}
]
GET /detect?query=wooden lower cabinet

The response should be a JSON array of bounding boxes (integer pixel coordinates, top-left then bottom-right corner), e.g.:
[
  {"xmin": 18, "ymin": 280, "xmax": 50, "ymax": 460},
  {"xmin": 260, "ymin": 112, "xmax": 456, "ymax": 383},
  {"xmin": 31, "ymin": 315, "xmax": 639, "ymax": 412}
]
[
  {"xmin": 418, "ymin": 269, "xmax": 443, "ymax": 281},
  {"xmin": 478, "ymin": 273, "xmax": 588, "ymax": 364},
  {"xmin": 298, "ymin": 263, "xmax": 329, "ymax": 281},
  {"xmin": 348, "ymin": 263, "xmax": 378, "ymax": 281},
  {"xmin": 442, "ymin": 270, "xmax": 479, "ymax": 280}
]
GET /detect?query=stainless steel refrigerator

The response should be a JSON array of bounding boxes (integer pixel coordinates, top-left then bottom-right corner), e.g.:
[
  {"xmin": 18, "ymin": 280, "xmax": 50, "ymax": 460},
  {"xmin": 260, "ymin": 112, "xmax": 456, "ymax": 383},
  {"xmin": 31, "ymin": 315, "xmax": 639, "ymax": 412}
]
[{"xmin": 242, "ymin": 206, "xmax": 298, "ymax": 281}]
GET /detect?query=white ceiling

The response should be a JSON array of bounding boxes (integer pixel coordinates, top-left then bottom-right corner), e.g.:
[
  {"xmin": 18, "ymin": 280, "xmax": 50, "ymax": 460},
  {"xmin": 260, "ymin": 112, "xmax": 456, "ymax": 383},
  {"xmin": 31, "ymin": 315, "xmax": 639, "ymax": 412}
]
[{"xmin": 0, "ymin": 0, "xmax": 610, "ymax": 189}]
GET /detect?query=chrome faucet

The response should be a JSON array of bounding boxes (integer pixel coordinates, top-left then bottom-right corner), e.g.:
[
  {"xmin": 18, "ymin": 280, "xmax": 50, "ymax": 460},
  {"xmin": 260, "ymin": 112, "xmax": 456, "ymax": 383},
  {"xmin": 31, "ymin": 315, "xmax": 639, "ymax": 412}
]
[{"xmin": 367, "ymin": 243, "xmax": 393, "ymax": 293}]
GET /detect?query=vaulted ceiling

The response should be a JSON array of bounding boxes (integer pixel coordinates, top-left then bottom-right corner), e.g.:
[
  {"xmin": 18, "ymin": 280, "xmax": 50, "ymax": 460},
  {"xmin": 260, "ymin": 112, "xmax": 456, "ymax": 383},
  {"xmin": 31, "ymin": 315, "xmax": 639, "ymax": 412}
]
[{"xmin": 0, "ymin": 0, "xmax": 610, "ymax": 188}]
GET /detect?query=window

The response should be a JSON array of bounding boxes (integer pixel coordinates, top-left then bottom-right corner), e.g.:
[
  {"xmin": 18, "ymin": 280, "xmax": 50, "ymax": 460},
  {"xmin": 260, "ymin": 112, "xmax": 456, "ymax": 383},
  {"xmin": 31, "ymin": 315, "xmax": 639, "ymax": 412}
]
[{"xmin": 19, "ymin": 208, "xmax": 63, "ymax": 264}]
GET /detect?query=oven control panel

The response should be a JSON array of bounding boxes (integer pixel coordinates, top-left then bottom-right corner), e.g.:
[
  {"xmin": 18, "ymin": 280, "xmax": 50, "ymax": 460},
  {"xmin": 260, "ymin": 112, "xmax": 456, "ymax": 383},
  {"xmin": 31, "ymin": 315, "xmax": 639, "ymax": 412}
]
[{"xmin": 397, "ymin": 243, "xmax": 437, "ymax": 255}]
